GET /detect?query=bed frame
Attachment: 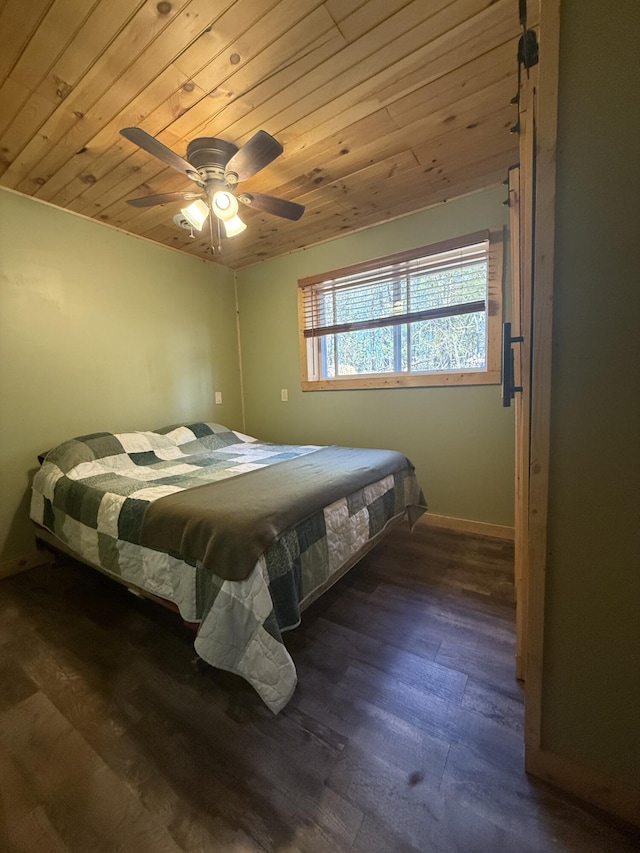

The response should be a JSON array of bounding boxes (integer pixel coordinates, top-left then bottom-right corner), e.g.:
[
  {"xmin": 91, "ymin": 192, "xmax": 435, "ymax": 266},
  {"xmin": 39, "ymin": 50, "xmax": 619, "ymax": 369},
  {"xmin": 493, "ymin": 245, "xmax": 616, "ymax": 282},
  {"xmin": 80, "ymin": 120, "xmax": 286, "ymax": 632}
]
[{"xmin": 33, "ymin": 513, "xmax": 403, "ymax": 632}]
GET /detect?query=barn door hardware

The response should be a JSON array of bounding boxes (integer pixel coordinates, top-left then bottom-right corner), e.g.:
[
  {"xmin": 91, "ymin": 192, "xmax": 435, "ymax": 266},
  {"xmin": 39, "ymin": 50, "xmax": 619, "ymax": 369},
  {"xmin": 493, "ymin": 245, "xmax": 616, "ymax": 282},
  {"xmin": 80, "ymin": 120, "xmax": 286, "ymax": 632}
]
[
  {"xmin": 502, "ymin": 322, "xmax": 524, "ymax": 407},
  {"xmin": 511, "ymin": 0, "xmax": 540, "ymax": 107},
  {"xmin": 519, "ymin": 29, "xmax": 539, "ymax": 71}
]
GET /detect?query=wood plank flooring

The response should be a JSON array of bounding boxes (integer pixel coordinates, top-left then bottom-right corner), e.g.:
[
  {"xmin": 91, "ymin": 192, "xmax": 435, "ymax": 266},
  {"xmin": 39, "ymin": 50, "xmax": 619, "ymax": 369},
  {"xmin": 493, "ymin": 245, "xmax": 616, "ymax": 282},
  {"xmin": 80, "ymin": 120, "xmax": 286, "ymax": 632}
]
[{"xmin": 1, "ymin": 525, "xmax": 638, "ymax": 853}]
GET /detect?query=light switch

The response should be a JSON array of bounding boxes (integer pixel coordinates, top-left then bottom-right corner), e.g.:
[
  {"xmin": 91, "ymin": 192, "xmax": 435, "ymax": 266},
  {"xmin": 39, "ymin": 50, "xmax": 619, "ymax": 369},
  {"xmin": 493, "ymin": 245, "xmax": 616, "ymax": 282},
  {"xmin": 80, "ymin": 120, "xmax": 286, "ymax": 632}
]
[
  {"xmin": 215, "ymin": 391, "xmax": 222, "ymax": 404},
  {"xmin": 281, "ymin": 388, "xmax": 288, "ymax": 402}
]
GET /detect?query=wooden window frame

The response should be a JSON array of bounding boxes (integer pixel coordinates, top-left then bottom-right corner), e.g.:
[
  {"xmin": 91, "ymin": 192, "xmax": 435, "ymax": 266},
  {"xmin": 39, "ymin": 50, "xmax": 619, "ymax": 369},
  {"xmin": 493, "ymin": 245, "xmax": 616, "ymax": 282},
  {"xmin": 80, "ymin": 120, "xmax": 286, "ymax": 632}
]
[{"xmin": 298, "ymin": 228, "xmax": 504, "ymax": 391}]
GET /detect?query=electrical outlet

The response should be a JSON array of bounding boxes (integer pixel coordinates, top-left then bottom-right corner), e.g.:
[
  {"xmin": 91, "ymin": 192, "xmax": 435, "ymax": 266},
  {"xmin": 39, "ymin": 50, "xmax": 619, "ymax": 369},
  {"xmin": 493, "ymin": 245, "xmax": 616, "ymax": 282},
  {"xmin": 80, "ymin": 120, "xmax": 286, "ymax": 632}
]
[
  {"xmin": 280, "ymin": 388, "xmax": 288, "ymax": 402},
  {"xmin": 215, "ymin": 391, "xmax": 222, "ymax": 404}
]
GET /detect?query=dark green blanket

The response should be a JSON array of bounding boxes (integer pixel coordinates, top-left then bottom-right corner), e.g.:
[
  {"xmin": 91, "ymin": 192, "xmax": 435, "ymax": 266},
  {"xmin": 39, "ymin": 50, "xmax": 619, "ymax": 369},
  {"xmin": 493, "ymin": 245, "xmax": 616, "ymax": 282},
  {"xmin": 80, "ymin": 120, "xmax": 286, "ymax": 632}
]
[{"xmin": 140, "ymin": 445, "xmax": 424, "ymax": 581}]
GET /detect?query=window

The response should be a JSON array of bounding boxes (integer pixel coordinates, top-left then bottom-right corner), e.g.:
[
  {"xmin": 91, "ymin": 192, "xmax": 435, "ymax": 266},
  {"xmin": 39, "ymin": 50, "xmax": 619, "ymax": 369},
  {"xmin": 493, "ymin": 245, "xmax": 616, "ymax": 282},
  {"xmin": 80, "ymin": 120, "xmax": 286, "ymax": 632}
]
[{"xmin": 298, "ymin": 229, "xmax": 504, "ymax": 390}]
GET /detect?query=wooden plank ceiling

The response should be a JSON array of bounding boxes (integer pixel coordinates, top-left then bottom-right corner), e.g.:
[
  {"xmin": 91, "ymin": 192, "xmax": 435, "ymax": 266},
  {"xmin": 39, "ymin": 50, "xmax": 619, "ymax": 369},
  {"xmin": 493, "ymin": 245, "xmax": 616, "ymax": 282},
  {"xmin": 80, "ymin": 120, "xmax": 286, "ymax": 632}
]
[{"xmin": 0, "ymin": 0, "xmax": 526, "ymax": 270}]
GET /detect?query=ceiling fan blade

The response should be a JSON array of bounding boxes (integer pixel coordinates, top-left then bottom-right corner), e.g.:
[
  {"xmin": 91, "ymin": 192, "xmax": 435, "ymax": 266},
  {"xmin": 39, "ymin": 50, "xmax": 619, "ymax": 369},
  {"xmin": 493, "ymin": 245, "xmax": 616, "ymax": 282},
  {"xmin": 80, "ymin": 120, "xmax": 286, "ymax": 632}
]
[
  {"xmin": 126, "ymin": 192, "xmax": 202, "ymax": 208},
  {"xmin": 120, "ymin": 128, "xmax": 200, "ymax": 180},
  {"xmin": 225, "ymin": 131, "xmax": 283, "ymax": 181},
  {"xmin": 238, "ymin": 192, "xmax": 305, "ymax": 221}
]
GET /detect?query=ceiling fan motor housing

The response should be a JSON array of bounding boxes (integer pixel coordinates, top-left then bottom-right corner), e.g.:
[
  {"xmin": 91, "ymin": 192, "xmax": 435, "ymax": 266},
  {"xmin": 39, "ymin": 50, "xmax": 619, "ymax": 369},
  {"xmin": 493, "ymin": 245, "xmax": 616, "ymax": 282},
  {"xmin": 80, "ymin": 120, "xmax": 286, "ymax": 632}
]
[{"xmin": 186, "ymin": 138, "xmax": 239, "ymax": 186}]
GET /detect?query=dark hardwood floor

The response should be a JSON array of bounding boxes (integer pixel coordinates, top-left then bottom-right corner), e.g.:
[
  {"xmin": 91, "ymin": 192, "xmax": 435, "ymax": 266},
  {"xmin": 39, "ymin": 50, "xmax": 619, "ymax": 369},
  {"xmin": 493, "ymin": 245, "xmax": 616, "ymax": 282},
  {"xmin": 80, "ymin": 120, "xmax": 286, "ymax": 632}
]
[{"xmin": 1, "ymin": 525, "xmax": 638, "ymax": 852}]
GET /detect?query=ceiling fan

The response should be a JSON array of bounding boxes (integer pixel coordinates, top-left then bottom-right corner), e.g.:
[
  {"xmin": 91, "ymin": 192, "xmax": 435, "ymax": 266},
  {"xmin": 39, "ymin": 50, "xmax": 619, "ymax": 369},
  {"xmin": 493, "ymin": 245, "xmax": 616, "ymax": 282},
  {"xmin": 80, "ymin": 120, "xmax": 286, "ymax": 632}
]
[{"xmin": 119, "ymin": 127, "xmax": 304, "ymax": 247}]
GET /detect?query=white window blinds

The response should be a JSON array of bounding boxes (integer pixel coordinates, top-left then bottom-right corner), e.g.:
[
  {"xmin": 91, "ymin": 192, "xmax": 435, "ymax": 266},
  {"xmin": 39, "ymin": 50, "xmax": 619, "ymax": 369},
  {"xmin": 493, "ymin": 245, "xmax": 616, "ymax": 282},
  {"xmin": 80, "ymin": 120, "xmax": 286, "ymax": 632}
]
[{"xmin": 300, "ymin": 234, "xmax": 489, "ymax": 340}]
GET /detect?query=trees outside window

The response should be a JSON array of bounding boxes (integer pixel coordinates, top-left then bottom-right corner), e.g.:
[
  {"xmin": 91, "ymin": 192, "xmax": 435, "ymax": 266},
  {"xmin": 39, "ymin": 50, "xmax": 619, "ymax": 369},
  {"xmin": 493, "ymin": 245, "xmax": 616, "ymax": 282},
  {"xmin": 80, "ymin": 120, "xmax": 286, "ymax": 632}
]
[{"xmin": 299, "ymin": 230, "xmax": 503, "ymax": 390}]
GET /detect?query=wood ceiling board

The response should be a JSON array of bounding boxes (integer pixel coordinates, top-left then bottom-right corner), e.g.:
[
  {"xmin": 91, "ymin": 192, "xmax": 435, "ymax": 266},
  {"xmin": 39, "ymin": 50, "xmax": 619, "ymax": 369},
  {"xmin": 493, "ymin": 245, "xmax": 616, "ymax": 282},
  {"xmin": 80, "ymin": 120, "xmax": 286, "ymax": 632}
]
[
  {"xmin": 254, "ymin": 148, "xmax": 509, "ymax": 237},
  {"xmin": 285, "ymin": 148, "xmax": 423, "ymax": 218},
  {"xmin": 0, "ymin": 0, "xmax": 53, "ymax": 83},
  {"xmin": 31, "ymin": 0, "xmax": 281, "ymax": 202},
  {"xmin": 33, "ymin": 76, "xmax": 204, "ymax": 206},
  {"xmin": 212, "ymin": 172, "xmax": 492, "ymax": 269},
  {"xmin": 32, "ymin": 0, "xmax": 148, "ymax": 104},
  {"xmin": 205, "ymin": 160, "xmax": 502, "ymax": 269},
  {"xmin": 8, "ymin": 0, "xmax": 99, "ymax": 94},
  {"xmin": 169, "ymin": 0, "xmax": 285, "ymax": 80},
  {"xmin": 0, "ymin": 78, "xmax": 31, "ymax": 140},
  {"xmin": 68, "ymin": 152, "xmax": 169, "ymax": 217},
  {"xmin": 38, "ymin": 2, "xmax": 341, "ymax": 207},
  {"xmin": 224, "ymin": 28, "xmax": 517, "ymax": 192},
  {"xmin": 0, "ymin": 0, "xmax": 148, "ymax": 183},
  {"xmin": 2, "ymin": 0, "xmax": 196, "ymax": 189},
  {"xmin": 44, "ymin": 66, "xmax": 203, "ymax": 207},
  {"xmin": 237, "ymin": 0, "xmax": 464, "ymax": 149},
  {"xmin": 323, "ymin": 0, "xmax": 370, "ymax": 26},
  {"xmin": 220, "ymin": 169, "xmax": 509, "ymax": 270},
  {"xmin": 164, "ymin": 5, "xmax": 344, "ymax": 145},
  {"xmin": 0, "ymin": 0, "xmax": 523, "ymax": 269},
  {"xmin": 375, "ymin": 22, "xmax": 516, "ymax": 115},
  {"xmin": 135, "ymin": 2, "xmax": 337, "ymax": 148},
  {"xmin": 335, "ymin": 0, "xmax": 419, "ymax": 43},
  {"xmin": 385, "ymin": 40, "xmax": 517, "ymax": 128},
  {"xmin": 174, "ymin": 0, "xmax": 450, "ymax": 158},
  {"xmin": 413, "ymin": 107, "xmax": 517, "ymax": 168},
  {"xmin": 234, "ymin": 78, "xmax": 517, "ymax": 211},
  {"xmin": 266, "ymin": 3, "xmax": 516, "ymax": 170}
]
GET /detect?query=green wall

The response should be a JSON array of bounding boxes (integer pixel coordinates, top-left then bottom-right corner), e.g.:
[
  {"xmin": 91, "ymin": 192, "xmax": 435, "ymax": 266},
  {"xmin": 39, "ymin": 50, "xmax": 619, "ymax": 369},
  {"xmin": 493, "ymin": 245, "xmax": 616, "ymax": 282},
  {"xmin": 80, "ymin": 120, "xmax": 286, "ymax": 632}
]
[
  {"xmin": 0, "ymin": 189, "xmax": 242, "ymax": 563},
  {"xmin": 0, "ymin": 186, "xmax": 514, "ymax": 566},
  {"xmin": 236, "ymin": 187, "xmax": 515, "ymax": 526},
  {"xmin": 542, "ymin": 0, "xmax": 640, "ymax": 787}
]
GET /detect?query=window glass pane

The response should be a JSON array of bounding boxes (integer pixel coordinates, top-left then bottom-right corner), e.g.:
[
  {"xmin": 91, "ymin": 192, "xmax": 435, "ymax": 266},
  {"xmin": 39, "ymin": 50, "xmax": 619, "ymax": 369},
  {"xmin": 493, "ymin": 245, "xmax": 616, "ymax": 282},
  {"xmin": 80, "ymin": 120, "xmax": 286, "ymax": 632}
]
[
  {"xmin": 321, "ymin": 335, "xmax": 335, "ymax": 378},
  {"xmin": 410, "ymin": 260, "xmax": 487, "ymax": 311},
  {"xmin": 410, "ymin": 312, "xmax": 487, "ymax": 372},
  {"xmin": 300, "ymin": 231, "xmax": 501, "ymax": 388},
  {"xmin": 399, "ymin": 324, "xmax": 408, "ymax": 372},
  {"xmin": 334, "ymin": 327, "xmax": 396, "ymax": 375},
  {"xmin": 320, "ymin": 278, "xmax": 403, "ymax": 325}
]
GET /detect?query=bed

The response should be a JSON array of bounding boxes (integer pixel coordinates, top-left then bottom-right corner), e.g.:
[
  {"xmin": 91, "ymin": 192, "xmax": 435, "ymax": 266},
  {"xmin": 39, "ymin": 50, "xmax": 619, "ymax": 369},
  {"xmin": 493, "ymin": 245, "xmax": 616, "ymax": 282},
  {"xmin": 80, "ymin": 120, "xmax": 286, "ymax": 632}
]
[{"xmin": 30, "ymin": 422, "xmax": 426, "ymax": 712}]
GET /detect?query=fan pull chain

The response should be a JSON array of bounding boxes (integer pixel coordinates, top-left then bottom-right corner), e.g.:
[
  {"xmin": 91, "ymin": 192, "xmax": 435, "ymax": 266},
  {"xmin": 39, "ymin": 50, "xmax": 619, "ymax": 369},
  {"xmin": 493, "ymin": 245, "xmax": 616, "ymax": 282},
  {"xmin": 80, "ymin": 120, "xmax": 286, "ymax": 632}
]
[{"xmin": 207, "ymin": 208, "xmax": 221, "ymax": 255}]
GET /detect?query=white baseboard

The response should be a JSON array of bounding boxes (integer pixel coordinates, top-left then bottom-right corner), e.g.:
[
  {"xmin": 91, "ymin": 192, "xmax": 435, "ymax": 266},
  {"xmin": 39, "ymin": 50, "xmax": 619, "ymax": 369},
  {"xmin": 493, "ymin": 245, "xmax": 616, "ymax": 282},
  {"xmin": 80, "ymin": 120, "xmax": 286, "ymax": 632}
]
[
  {"xmin": 526, "ymin": 746, "xmax": 640, "ymax": 828},
  {"xmin": 418, "ymin": 512, "xmax": 515, "ymax": 541},
  {"xmin": 0, "ymin": 549, "xmax": 52, "ymax": 579}
]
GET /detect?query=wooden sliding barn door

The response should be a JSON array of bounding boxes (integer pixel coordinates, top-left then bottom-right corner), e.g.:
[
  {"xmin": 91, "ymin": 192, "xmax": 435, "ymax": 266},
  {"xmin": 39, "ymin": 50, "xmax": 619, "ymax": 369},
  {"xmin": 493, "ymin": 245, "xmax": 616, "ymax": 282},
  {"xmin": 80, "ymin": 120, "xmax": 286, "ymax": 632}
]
[{"xmin": 508, "ymin": 61, "xmax": 538, "ymax": 683}]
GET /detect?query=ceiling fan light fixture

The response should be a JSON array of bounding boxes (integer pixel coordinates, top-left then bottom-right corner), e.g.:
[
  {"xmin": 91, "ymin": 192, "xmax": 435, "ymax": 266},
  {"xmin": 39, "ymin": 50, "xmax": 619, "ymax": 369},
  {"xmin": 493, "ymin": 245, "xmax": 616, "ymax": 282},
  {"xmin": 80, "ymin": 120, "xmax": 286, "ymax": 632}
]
[
  {"xmin": 212, "ymin": 190, "xmax": 239, "ymax": 221},
  {"xmin": 180, "ymin": 198, "xmax": 209, "ymax": 230},
  {"xmin": 120, "ymin": 128, "xmax": 303, "ymax": 252},
  {"xmin": 224, "ymin": 214, "xmax": 247, "ymax": 238}
]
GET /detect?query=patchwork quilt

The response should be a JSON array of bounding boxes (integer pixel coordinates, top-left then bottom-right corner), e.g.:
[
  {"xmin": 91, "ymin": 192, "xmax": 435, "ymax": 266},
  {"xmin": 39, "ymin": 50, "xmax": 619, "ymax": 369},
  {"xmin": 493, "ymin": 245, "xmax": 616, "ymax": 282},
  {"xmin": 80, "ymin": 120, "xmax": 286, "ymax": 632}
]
[{"xmin": 30, "ymin": 422, "xmax": 426, "ymax": 712}]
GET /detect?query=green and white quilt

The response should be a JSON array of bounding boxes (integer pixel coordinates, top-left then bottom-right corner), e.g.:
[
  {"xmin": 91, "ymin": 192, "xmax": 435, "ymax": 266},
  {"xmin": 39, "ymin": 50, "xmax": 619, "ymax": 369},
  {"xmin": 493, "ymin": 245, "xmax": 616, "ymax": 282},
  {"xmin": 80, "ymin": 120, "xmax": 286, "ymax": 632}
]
[{"xmin": 30, "ymin": 422, "xmax": 426, "ymax": 712}]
